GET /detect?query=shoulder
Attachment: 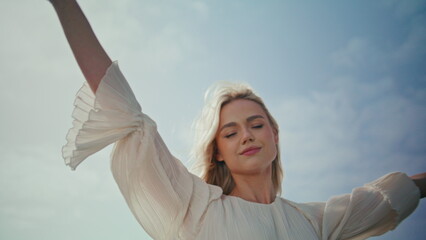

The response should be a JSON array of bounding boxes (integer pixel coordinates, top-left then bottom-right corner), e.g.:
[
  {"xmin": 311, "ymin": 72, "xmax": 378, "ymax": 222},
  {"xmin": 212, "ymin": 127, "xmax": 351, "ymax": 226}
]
[
  {"xmin": 279, "ymin": 197, "xmax": 325, "ymax": 213},
  {"xmin": 278, "ymin": 198, "xmax": 325, "ymax": 234}
]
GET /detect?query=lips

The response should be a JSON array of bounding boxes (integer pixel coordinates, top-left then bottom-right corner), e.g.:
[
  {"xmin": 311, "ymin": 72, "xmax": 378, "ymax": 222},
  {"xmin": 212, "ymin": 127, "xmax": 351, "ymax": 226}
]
[{"xmin": 240, "ymin": 146, "xmax": 261, "ymax": 156}]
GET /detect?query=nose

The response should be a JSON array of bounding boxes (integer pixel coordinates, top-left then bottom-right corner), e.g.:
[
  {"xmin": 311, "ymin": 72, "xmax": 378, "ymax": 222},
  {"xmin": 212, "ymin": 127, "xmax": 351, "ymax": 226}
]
[{"xmin": 241, "ymin": 127, "xmax": 255, "ymax": 145}]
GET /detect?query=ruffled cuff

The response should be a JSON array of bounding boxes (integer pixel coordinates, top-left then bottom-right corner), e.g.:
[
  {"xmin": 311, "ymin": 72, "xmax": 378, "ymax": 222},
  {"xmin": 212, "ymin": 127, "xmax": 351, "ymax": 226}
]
[
  {"xmin": 366, "ymin": 172, "xmax": 420, "ymax": 224},
  {"xmin": 62, "ymin": 61, "xmax": 143, "ymax": 170}
]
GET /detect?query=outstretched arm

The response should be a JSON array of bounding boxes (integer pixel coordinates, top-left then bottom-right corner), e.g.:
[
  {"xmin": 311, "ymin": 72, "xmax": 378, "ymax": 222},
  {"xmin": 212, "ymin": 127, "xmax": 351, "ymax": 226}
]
[
  {"xmin": 49, "ymin": 0, "xmax": 112, "ymax": 93},
  {"xmin": 411, "ymin": 172, "xmax": 426, "ymax": 198}
]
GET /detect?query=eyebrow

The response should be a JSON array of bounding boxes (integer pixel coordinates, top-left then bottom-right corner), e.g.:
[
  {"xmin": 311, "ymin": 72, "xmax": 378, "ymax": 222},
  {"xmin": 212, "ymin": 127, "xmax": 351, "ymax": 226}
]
[{"xmin": 219, "ymin": 115, "xmax": 265, "ymax": 132}]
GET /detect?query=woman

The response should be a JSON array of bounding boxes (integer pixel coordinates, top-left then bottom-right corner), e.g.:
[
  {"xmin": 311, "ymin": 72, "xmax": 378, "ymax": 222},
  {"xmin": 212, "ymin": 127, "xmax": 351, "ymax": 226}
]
[
  {"xmin": 190, "ymin": 82, "xmax": 283, "ymax": 202},
  {"xmin": 50, "ymin": 0, "xmax": 425, "ymax": 239}
]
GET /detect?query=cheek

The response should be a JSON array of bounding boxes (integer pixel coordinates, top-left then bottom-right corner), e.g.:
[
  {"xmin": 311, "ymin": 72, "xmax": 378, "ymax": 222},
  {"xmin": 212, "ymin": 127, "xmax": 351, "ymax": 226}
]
[
  {"xmin": 217, "ymin": 139, "xmax": 232, "ymax": 154},
  {"xmin": 215, "ymin": 138, "xmax": 230, "ymax": 160},
  {"xmin": 262, "ymin": 129, "xmax": 276, "ymax": 142},
  {"xmin": 261, "ymin": 129, "xmax": 278, "ymax": 153},
  {"xmin": 216, "ymin": 138, "xmax": 240, "ymax": 162}
]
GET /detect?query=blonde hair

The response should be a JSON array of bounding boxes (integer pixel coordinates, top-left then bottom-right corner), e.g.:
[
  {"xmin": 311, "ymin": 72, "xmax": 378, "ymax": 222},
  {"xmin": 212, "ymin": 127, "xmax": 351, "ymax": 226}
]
[{"xmin": 191, "ymin": 82, "xmax": 283, "ymax": 195}]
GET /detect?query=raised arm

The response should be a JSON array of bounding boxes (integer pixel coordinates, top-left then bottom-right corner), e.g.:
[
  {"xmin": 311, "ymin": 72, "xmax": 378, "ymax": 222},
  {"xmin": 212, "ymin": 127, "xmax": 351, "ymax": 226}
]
[{"xmin": 49, "ymin": 0, "xmax": 112, "ymax": 93}]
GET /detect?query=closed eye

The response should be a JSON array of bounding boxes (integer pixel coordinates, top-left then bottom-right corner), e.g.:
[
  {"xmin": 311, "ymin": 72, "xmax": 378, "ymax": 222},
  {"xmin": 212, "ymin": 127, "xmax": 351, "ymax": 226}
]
[
  {"xmin": 225, "ymin": 132, "xmax": 237, "ymax": 138},
  {"xmin": 252, "ymin": 124, "xmax": 263, "ymax": 129}
]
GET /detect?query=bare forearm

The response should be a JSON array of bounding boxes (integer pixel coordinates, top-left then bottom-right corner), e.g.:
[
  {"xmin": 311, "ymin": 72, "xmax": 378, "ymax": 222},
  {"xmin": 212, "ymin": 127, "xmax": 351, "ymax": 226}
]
[
  {"xmin": 50, "ymin": 0, "xmax": 112, "ymax": 93},
  {"xmin": 411, "ymin": 172, "xmax": 426, "ymax": 199}
]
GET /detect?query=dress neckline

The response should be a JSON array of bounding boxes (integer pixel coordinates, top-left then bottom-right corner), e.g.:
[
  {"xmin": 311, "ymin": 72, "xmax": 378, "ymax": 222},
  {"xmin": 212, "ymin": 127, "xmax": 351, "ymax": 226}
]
[{"xmin": 224, "ymin": 194, "xmax": 280, "ymax": 206}]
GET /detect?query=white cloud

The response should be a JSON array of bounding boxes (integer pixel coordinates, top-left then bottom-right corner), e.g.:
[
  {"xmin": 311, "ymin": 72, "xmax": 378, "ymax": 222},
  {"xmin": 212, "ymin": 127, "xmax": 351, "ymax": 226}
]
[
  {"xmin": 1, "ymin": 0, "xmax": 425, "ymax": 239},
  {"xmin": 330, "ymin": 37, "xmax": 387, "ymax": 70},
  {"xmin": 276, "ymin": 76, "xmax": 426, "ymax": 201},
  {"xmin": 0, "ymin": 143, "xmax": 152, "ymax": 239},
  {"xmin": 393, "ymin": 22, "xmax": 426, "ymax": 62},
  {"xmin": 331, "ymin": 38, "xmax": 369, "ymax": 67},
  {"xmin": 191, "ymin": 1, "xmax": 210, "ymax": 19},
  {"xmin": 381, "ymin": 0, "xmax": 426, "ymax": 18}
]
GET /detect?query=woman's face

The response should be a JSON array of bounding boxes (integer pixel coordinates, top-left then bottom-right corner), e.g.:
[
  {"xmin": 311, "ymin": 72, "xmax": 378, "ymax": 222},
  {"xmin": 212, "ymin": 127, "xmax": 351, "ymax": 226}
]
[{"xmin": 215, "ymin": 99, "xmax": 278, "ymax": 176}]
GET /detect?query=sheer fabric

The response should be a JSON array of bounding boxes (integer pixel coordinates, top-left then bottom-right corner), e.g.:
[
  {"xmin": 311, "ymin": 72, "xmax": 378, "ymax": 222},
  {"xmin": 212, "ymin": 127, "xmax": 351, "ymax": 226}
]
[{"xmin": 63, "ymin": 61, "xmax": 420, "ymax": 240}]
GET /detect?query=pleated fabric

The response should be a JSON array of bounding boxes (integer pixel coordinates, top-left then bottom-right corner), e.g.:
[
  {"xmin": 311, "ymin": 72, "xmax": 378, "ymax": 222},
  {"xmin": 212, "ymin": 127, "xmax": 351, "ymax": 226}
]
[{"xmin": 63, "ymin": 61, "xmax": 420, "ymax": 240}]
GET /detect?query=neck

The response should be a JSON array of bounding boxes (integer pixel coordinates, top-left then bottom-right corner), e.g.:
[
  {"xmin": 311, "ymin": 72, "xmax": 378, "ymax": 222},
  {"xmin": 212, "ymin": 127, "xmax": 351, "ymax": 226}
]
[{"xmin": 229, "ymin": 168, "xmax": 276, "ymax": 204}]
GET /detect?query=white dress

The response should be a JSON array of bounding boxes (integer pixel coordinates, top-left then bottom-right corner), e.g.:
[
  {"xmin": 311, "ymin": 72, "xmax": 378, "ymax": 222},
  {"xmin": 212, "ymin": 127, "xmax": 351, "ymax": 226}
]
[{"xmin": 63, "ymin": 61, "xmax": 420, "ymax": 240}]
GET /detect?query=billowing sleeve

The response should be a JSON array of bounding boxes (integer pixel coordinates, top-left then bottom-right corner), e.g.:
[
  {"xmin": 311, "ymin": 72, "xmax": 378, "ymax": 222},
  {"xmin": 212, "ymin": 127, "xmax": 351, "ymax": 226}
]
[
  {"xmin": 297, "ymin": 172, "xmax": 420, "ymax": 240},
  {"xmin": 62, "ymin": 61, "xmax": 222, "ymax": 239}
]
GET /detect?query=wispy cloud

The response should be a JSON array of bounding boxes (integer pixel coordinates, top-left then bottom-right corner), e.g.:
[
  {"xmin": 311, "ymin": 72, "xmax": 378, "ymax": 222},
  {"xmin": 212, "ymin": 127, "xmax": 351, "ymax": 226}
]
[
  {"xmin": 381, "ymin": 0, "xmax": 426, "ymax": 18},
  {"xmin": 278, "ymin": 74, "xmax": 425, "ymax": 195},
  {"xmin": 1, "ymin": 0, "xmax": 425, "ymax": 239}
]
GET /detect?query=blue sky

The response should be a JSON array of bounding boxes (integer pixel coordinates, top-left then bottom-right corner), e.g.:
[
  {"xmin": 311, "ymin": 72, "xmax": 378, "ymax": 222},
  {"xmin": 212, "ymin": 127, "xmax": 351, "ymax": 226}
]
[{"xmin": 1, "ymin": 0, "xmax": 425, "ymax": 239}]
